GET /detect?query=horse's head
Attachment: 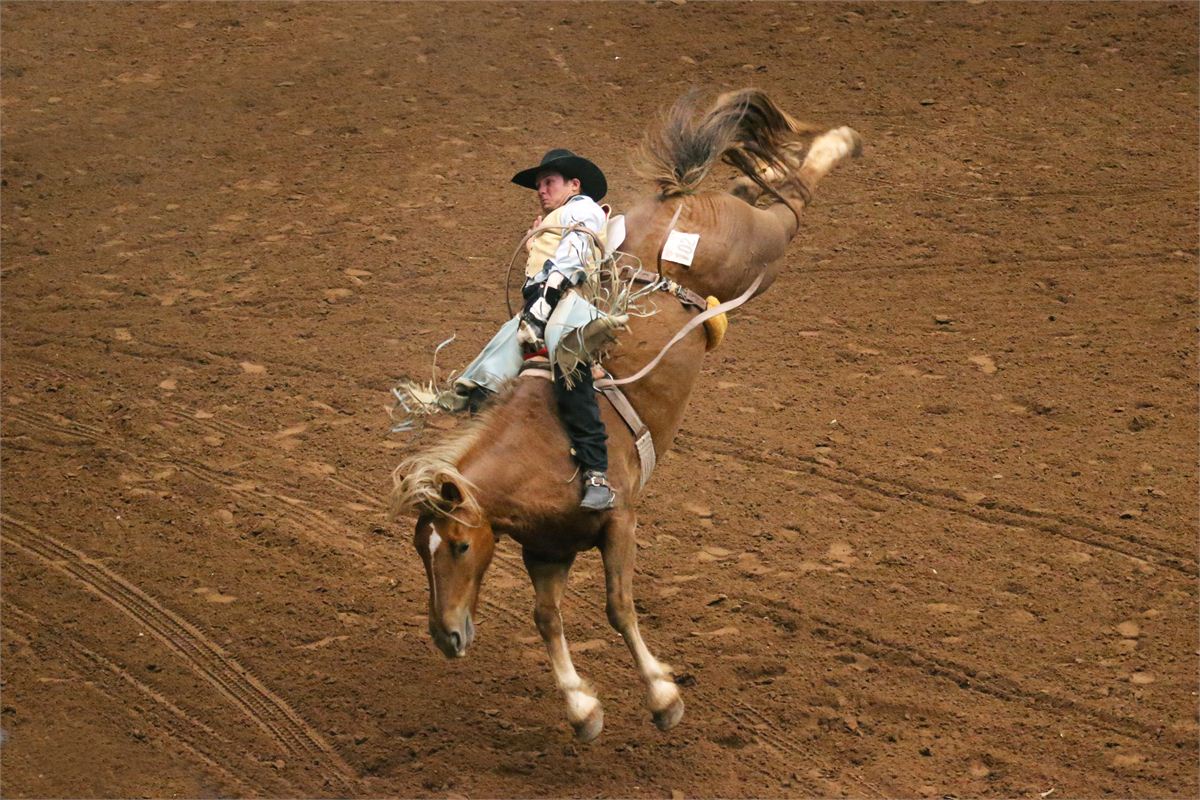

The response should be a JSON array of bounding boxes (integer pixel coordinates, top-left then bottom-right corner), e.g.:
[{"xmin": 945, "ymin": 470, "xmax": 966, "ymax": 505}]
[{"xmin": 413, "ymin": 480, "xmax": 495, "ymax": 658}]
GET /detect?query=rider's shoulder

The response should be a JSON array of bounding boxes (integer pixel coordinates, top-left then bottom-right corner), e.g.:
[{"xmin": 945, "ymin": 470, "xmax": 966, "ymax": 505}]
[{"xmin": 562, "ymin": 194, "xmax": 605, "ymax": 220}]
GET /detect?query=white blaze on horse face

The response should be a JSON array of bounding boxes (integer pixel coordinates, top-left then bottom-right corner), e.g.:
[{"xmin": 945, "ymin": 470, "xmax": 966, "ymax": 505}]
[{"xmin": 427, "ymin": 529, "xmax": 442, "ymax": 609}]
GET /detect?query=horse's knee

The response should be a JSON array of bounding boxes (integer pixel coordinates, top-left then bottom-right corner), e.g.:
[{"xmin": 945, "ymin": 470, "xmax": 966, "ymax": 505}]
[
  {"xmin": 605, "ymin": 594, "xmax": 633, "ymax": 632},
  {"xmin": 534, "ymin": 602, "xmax": 561, "ymax": 637}
]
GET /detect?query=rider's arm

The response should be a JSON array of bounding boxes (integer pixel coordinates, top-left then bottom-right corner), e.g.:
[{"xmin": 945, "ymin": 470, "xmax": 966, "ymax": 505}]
[
  {"xmin": 523, "ymin": 196, "xmax": 607, "ymax": 335},
  {"xmin": 545, "ymin": 196, "xmax": 606, "ymax": 288}
]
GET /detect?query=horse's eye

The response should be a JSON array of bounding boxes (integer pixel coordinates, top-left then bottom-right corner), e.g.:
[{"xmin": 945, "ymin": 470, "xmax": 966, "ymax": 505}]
[{"xmin": 452, "ymin": 541, "xmax": 470, "ymax": 556}]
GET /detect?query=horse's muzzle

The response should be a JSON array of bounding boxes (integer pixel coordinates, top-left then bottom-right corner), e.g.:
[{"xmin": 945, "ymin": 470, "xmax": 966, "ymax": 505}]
[{"xmin": 430, "ymin": 614, "xmax": 475, "ymax": 659}]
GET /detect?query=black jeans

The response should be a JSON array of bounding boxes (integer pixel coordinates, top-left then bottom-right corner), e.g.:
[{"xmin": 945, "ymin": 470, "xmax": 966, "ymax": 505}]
[
  {"xmin": 525, "ymin": 279, "xmax": 609, "ymax": 473},
  {"xmin": 553, "ymin": 363, "xmax": 608, "ymax": 473}
]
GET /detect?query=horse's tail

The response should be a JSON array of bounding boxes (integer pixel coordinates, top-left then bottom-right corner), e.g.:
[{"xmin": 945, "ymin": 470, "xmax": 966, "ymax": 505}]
[
  {"xmin": 390, "ymin": 447, "xmax": 483, "ymax": 526},
  {"xmin": 638, "ymin": 88, "xmax": 819, "ymax": 197}
]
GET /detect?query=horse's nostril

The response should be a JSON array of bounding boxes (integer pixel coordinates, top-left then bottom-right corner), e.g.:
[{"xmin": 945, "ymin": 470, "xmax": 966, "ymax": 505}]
[{"xmin": 449, "ymin": 631, "xmax": 462, "ymax": 652}]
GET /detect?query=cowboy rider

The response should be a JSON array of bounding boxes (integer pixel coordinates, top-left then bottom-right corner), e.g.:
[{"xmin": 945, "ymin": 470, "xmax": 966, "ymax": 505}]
[{"xmin": 510, "ymin": 149, "xmax": 616, "ymax": 512}]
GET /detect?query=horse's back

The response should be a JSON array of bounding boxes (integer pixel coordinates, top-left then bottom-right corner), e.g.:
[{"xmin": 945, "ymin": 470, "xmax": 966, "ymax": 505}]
[{"xmin": 620, "ymin": 192, "xmax": 790, "ymax": 300}]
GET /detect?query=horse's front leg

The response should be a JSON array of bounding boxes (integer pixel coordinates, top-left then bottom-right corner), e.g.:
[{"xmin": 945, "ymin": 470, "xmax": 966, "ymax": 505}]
[
  {"xmin": 600, "ymin": 511, "xmax": 685, "ymax": 731},
  {"xmin": 522, "ymin": 549, "xmax": 604, "ymax": 742}
]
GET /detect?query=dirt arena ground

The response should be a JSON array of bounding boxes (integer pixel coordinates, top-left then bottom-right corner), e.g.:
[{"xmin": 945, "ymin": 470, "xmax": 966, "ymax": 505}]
[{"xmin": 2, "ymin": 2, "xmax": 1197, "ymax": 797}]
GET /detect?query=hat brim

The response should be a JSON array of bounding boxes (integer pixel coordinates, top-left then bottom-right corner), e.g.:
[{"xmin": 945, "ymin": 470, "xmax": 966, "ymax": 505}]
[{"xmin": 512, "ymin": 155, "xmax": 607, "ymax": 202}]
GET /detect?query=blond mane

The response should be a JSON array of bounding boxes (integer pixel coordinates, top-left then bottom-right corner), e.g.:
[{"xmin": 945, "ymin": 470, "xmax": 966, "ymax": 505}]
[{"xmin": 389, "ymin": 391, "xmax": 513, "ymax": 524}]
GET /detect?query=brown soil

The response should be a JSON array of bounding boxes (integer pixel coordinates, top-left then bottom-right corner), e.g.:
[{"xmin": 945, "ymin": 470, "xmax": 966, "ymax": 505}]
[{"xmin": 2, "ymin": 2, "xmax": 1197, "ymax": 797}]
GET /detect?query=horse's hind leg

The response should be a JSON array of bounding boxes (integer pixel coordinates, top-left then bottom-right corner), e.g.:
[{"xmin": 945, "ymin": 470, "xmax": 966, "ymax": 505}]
[
  {"xmin": 522, "ymin": 549, "xmax": 604, "ymax": 743},
  {"xmin": 794, "ymin": 126, "xmax": 863, "ymax": 198},
  {"xmin": 600, "ymin": 511, "xmax": 684, "ymax": 731}
]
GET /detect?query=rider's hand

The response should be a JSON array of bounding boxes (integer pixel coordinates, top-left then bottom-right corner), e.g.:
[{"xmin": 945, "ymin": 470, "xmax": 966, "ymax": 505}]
[
  {"xmin": 518, "ymin": 314, "xmax": 545, "ymax": 346},
  {"xmin": 542, "ymin": 271, "xmax": 566, "ymax": 308},
  {"xmin": 524, "ymin": 216, "xmax": 544, "ymax": 252}
]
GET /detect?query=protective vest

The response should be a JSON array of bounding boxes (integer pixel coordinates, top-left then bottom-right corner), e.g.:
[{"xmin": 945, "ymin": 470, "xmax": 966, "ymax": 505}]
[{"xmin": 525, "ymin": 198, "xmax": 609, "ymax": 280}]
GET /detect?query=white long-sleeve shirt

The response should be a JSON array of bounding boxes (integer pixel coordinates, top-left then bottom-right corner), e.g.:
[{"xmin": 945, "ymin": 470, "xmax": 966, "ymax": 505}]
[{"xmin": 527, "ymin": 194, "xmax": 607, "ymax": 287}]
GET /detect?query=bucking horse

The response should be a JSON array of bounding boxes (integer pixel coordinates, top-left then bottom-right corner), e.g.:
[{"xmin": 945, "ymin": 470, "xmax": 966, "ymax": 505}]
[{"xmin": 391, "ymin": 88, "xmax": 861, "ymax": 742}]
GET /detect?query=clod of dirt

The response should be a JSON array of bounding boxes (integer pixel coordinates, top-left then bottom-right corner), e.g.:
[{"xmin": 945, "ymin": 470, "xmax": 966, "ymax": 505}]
[
  {"xmin": 1116, "ymin": 621, "xmax": 1141, "ymax": 639},
  {"xmin": 827, "ymin": 542, "xmax": 856, "ymax": 566},
  {"xmin": 1112, "ymin": 753, "xmax": 1147, "ymax": 770},
  {"xmin": 699, "ymin": 545, "xmax": 734, "ymax": 561},
  {"xmin": 969, "ymin": 354, "xmax": 997, "ymax": 374},
  {"xmin": 324, "ymin": 288, "xmax": 355, "ymax": 303}
]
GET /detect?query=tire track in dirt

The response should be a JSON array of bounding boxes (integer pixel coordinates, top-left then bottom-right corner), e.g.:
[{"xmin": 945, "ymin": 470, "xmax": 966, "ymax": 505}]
[
  {"xmin": 3, "ymin": 403, "xmax": 362, "ymax": 550},
  {"xmin": 1, "ymin": 514, "xmax": 359, "ymax": 790},
  {"xmin": 729, "ymin": 700, "xmax": 889, "ymax": 797},
  {"xmin": 5, "ymin": 355, "xmax": 386, "ymax": 509},
  {"xmin": 161, "ymin": 406, "xmax": 249, "ymax": 440},
  {"xmin": 158, "ymin": 406, "xmax": 385, "ymax": 508},
  {"xmin": 3, "ymin": 603, "xmax": 293, "ymax": 798},
  {"xmin": 808, "ymin": 613, "xmax": 1184, "ymax": 747},
  {"xmin": 682, "ymin": 432, "xmax": 1196, "ymax": 576},
  {"xmin": 3, "ymin": 406, "xmax": 115, "ymax": 446},
  {"xmin": 734, "ymin": 590, "xmax": 1185, "ymax": 750},
  {"xmin": 10, "ymin": 326, "xmax": 386, "ymax": 393},
  {"xmin": 801, "ymin": 247, "xmax": 1195, "ymax": 277},
  {"xmin": 6, "ymin": 396, "xmax": 522, "ymax": 637},
  {"xmin": 851, "ymin": 173, "xmax": 1191, "ymax": 203}
]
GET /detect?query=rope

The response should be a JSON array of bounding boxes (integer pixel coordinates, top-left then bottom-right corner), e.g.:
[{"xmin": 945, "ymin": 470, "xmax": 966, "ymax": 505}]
[
  {"xmin": 605, "ymin": 270, "xmax": 764, "ymax": 387},
  {"xmin": 502, "ymin": 198, "xmax": 762, "ymax": 389},
  {"xmin": 504, "ymin": 222, "xmax": 607, "ymax": 317}
]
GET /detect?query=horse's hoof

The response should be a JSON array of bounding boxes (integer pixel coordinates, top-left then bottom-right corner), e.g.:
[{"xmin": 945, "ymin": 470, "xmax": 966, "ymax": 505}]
[
  {"xmin": 652, "ymin": 695, "xmax": 685, "ymax": 731},
  {"xmin": 572, "ymin": 705, "xmax": 604, "ymax": 743},
  {"xmin": 845, "ymin": 127, "xmax": 864, "ymax": 158}
]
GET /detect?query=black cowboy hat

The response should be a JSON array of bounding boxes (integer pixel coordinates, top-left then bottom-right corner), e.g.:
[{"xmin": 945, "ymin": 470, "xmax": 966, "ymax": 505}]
[{"xmin": 511, "ymin": 148, "xmax": 607, "ymax": 202}]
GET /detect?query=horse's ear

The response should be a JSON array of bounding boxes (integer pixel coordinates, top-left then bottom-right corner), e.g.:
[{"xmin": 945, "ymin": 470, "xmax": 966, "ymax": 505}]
[{"xmin": 440, "ymin": 479, "xmax": 463, "ymax": 506}]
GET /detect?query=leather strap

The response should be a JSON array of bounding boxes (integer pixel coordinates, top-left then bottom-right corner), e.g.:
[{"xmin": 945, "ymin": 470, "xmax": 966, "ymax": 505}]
[
  {"xmin": 519, "ymin": 361, "xmax": 656, "ymax": 490},
  {"xmin": 594, "ymin": 378, "xmax": 655, "ymax": 490},
  {"xmin": 617, "ymin": 266, "xmax": 708, "ymax": 312},
  {"xmin": 519, "ymin": 357, "xmax": 553, "ymax": 381},
  {"xmin": 605, "ymin": 270, "xmax": 763, "ymax": 387}
]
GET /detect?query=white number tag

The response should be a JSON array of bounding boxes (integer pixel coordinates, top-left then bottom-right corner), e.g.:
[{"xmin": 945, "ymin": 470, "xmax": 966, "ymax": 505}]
[{"xmin": 662, "ymin": 230, "xmax": 700, "ymax": 266}]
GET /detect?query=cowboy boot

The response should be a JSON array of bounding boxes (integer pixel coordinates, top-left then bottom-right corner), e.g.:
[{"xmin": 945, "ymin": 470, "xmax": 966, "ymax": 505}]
[{"xmin": 580, "ymin": 470, "xmax": 616, "ymax": 511}]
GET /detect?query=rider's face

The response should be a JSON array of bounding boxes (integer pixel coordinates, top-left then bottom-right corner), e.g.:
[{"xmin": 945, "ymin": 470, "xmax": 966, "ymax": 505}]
[{"xmin": 535, "ymin": 171, "xmax": 580, "ymax": 213}]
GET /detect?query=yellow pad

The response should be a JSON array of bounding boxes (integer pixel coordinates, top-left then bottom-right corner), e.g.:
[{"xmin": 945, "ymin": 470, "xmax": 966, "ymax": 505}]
[{"xmin": 703, "ymin": 295, "xmax": 728, "ymax": 351}]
